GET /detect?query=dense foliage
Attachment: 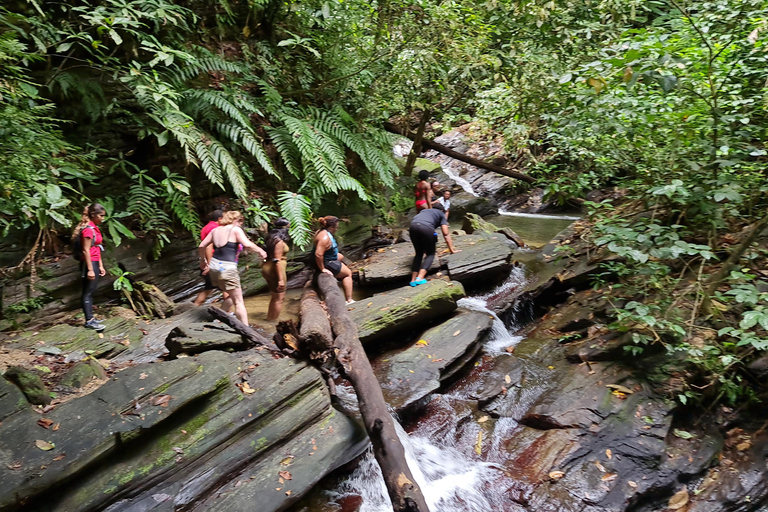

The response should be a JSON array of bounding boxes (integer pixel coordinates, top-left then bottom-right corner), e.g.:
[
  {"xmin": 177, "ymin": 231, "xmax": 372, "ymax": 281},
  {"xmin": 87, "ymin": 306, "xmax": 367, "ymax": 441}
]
[{"xmin": 2, "ymin": 0, "xmax": 767, "ymax": 404}]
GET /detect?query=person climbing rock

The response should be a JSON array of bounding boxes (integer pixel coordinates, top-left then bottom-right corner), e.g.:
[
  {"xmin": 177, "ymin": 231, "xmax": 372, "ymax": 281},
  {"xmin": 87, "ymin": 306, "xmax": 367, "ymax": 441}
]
[
  {"xmin": 193, "ymin": 210, "xmax": 231, "ymax": 306},
  {"xmin": 262, "ymin": 217, "xmax": 291, "ymax": 321},
  {"xmin": 199, "ymin": 210, "xmax": 267, "ymax": 326},
  {"xmin": 414, "ymin": 169, "xmax": 432, "ymax": 211},
  {"xmin": 429, "ymin": 180, "xmax": 441, "ymax": 205},
  {"xmin": 408, "ymin": 203, "xmax": 460, "ymax": 286},
  {"xmin": 313, "ymin": 215, "xmax": 355, "ymax": 304},
  {"xmin": 75, "ymin": 204, "xmax": 107, "ymax": 330}
]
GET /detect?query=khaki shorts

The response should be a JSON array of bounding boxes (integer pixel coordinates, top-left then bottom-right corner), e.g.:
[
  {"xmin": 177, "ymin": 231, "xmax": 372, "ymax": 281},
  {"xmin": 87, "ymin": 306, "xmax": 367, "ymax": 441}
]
[{"xmin": 209, "ymin": 258, "xmax": 240, "ymax": 291}]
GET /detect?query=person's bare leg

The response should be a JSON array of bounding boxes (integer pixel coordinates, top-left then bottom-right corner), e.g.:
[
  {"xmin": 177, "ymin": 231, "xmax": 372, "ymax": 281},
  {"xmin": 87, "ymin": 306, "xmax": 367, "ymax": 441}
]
[
  {"xmin": 417, "ymin": 269, "xmax": 428, "ymax": 280},
  {"xmin": 193, "ymin": 288, "xmax": 213, "ymax": 305},
  {"xmin": 411, "ymin": 270, "xmax": 418, "ymax": 282},
  {"xmin": 228, "ymin": 288, "xmax": 248, "ymax": 325},
  {"xmin": 337, "ymin": 265, "xmax": 354, "ymax": 302},
  {"xmin": 267, "ymin": 291, "xmax": 285, "ymax": 321},
  {"xmin": 220, "ymin": 291, "xmax": 233, "ymax": 312}
]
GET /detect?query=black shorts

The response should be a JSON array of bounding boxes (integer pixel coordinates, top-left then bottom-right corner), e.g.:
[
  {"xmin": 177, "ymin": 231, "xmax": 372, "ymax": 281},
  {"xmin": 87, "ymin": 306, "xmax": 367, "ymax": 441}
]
[
  {"xmin": 325, "ymin": 259, "xmax": 343, "ymax": 276},
  {"xmin": 201, "ymin": 270, "xmax": 215, "ymax": 290}
]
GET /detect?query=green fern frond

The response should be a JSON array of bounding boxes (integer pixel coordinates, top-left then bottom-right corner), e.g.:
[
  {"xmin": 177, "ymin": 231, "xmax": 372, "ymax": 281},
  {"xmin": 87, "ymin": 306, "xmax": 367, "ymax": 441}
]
[
  {"xmin": 168, "ymin": 55, "xmax": 246, "ymax": 85},
  {"xmin": 277, "ymin": 191, "xmax": 312, "ymax": 248},
  {"xmin": 268, "ymin": 127, "xmax": 303, "ymax": 178}
]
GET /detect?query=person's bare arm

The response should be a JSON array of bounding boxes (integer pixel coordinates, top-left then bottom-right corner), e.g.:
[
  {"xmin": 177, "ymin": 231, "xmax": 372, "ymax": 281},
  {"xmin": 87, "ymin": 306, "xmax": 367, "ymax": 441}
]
[
  {"xmin": 275, "ymin": 241, "xmax": 288, "ymax": 292},
  {"xmin": 198, "ymin": 230, "xmax": 214, "ymax": 272},
  {"xmin": 235, "ymin": 227, "xmax": 266, "ymax": 259},
  {"xmin": 82, "ymin": 235, "xmax": 95, "ymax": 279},
  {"xmin": 441, "ymin": 225, "xmax": 460, "ymax": 254},
  {"xmin": 315, "ymin": 234, "xmax": 333, "ymax": 274}
]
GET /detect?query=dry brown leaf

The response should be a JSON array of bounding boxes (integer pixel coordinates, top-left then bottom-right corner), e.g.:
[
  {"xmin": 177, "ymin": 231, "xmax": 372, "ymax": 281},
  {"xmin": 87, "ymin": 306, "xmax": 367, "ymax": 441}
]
[
  {"xmin": 504, "ymin": 374, "xmax": 511, "ymax": 384},
  {"xmin": 41, "ymin": 404, "xmax": 55, "ymax": 413},
  {"xmin": 474, "ymin": 431, "xmax": 483, "ymax": 455},
  {"xmin": 35, "ymin": 440, "xmax": 54, "ymax": 451},
  {"xmin": 152, "ymin": 395, "xmax": 171, "ymax": 407},
  {"xmin": 432, "ymin": 358, "xmax": 443, "ymax": 362},
  {"xmin": 606, "ymin": 384, "xmax": 634, "ymax": 394},
  {"xmin": 415, "ymin": 339, "xmax": 429, "ymax": 346},
  {"xmin": 6, "ymin": 461, "xmax": 22, "ymax": 470},
  {"xmin": 278, "ymin": 477, "xmax": 284, "ymax": 484},
  {"xmin": 452, "ymin": 330, "xmax": 461, "ymax": 336},
  {"xmin": 52, "ymin": 454, "xmax": 65, "ymax": 461},
  {"xmin": 139, "ymin": 373, "xmax": 148, "ymax": 380},
  {"xmin": 601, "ymin": 473, "xmax": 617, "ymax": 482},
  {"xmin": 627, "ymin": 481, "xmax": 638, "ymax": 489},
  {"xmin": 37, "ymin": 418, "xmax": 54, "ymax": 429},
  {"xmin": 52, "ymin": 423, "xmax": 60, "ymax": 431},
  {"xmin": 240, "ymin": 382, "xmax": 256, "ymax": 395},
  {"xmin": 477, "ymin": 416, "xmax": 489, "ymax": 424},
  {"xmin": 605, "ymin": 449, "xmax": 612, "ymax": 459},
  {"xmin": 548, "ymin": 471, "xmax": 565, "ymax": 481},
  {"xmin": 736, "ymin": 441, "xmax": 751, "ymax": 451},
  {"xmin": 505, "ymin": 346, "xmax": 515, "ymax": 354},
  {"xmin": 280, "ymin": 455, "xmax": 295, "ymax": 466},
  {"xmin": 285, "ymin": 490, "xmax": 292, "ymax": 496},
  {"xmin": 279, "ymin": 470, "xmax": 292, "ymax": 480},
  {"xmin": 668, "ymin": 487, "xmax": 689, "ymax": 510},
  {"xmin": 594, "ymin": 461, "xmax": 606, "ymax": 472}
]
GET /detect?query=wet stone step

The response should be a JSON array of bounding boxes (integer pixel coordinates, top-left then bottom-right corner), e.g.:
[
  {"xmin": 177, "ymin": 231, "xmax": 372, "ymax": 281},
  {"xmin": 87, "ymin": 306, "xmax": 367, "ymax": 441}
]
[{"xmin": 347, "ymin": 279, "xmax": 466, "ymax": 346}]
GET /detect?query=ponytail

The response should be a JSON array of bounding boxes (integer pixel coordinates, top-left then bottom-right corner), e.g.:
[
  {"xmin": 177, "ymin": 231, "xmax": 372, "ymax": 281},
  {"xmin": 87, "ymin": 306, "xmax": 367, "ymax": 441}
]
[{"xmin": 72, "ymin": 203, "xmax": 105, "ymax": 240}]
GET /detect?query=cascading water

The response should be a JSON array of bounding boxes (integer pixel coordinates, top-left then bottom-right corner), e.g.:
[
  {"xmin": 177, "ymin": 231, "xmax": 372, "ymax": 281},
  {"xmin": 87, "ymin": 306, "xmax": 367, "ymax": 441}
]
[{"xmin": 324, "ymin": 270, "xmax": 531, "ymax": 511}]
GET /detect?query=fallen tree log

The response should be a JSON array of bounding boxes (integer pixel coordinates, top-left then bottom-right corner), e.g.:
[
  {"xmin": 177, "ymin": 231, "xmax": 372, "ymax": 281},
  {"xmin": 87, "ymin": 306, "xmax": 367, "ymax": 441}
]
[
  {"xmin": 384, "ymin": 121, "xmax": 536, "ymax": 184},
  {"xmin": 316, "ymin": 273, "xmax": 430, "ymax": 512},
  {"xmin": 206, "ymin": 306, "xmax": 282, "ymax": 353}
]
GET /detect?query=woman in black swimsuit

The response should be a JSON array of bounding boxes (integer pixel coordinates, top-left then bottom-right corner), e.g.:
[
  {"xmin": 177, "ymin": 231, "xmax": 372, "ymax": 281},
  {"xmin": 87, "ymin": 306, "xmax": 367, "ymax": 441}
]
[
  {"xmin": 199, "ymin": 211, "xmax": 267, "ymax": 325},
  {"xmin": 262, "ymin": 218, "xmax": 291, "ymax": 321}
]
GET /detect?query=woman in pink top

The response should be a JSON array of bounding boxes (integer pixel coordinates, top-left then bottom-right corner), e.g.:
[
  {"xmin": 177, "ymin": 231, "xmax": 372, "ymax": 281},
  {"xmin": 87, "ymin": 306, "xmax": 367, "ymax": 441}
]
[{"xmin": 76, "ymin": 204, "xmax": 107, "ymax": 330}]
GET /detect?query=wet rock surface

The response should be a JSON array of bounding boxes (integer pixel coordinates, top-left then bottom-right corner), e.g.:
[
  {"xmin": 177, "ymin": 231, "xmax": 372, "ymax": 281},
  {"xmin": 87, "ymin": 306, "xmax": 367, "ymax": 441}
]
[
  {"xmin": 371, "ymin": 309, "xmax": 493, "ymax": 410},
  {"xmin": 0, "ymin": 350, "xmax": 365, "ymax": 512},
  {"xmin": 347, "ymin": 279, "xmax": 465, "ymax": 346}
]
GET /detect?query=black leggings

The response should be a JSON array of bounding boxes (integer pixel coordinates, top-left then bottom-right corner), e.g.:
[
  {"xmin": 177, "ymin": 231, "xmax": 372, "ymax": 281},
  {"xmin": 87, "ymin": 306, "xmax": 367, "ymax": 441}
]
[
  {"xmin": 81, "ymin": 260, "xmax": 100, "ymax": 321},
  {"xmin": 410, "ymin": 222, "xmax": 437, "ymax": 273}
]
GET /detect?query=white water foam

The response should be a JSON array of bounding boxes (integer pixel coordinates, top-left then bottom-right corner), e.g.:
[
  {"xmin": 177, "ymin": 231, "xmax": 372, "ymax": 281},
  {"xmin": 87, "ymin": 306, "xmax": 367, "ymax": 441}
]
[
  {"xmin": 329, "ymin": 420, "xmax": 506, "ymax": 512},
  {"xmin": 497, "ymin": 209, "xmax": 581, "ymax": 221}
]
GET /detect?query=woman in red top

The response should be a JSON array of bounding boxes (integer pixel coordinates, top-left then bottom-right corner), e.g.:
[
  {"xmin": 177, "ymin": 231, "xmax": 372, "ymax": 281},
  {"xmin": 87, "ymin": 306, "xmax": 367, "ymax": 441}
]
[{"xmin": 77, "ymin": 204, "xmax": 107, "ymax": 329}]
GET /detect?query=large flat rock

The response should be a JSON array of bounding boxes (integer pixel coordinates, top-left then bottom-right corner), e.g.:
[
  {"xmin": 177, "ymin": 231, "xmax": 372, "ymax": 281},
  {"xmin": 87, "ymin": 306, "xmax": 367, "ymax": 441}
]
[
  {"xmin": 442, "ymin": 233, "xmax": 514, "ymax": 283},
  {"xmin": 357, "ymin": 234, "xmax": 513, "ymax": 287},
  {"xmin": 358, "ymin": 242, "xmax": 440, "ymax": 286},
  {"xmin": 0, "ymin": 351, "xmax": 364, "ymax": 512},
  {"xmin": 348, "ymin": 280, "xmax": 465, "ymax": 346},
  {"xmin": 372, "ymin": 310, "xmax": 493, "ymax": 410}
]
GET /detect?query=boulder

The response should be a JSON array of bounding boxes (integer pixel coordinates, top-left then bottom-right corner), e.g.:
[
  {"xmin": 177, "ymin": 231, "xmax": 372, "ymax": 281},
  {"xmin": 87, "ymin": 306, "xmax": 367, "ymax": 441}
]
[
  {"xmin": 0, "ymin": 376, "xmax": 28, "ymax": 420},
  {"xmin": 0, "ymin": 351, "xmax": 365, "ymax": 512},
  {"xmin": 462, "ymin": 212, "xmax": 524, "ymax": 247},
  {"xmin": 58, "ymin": 360, "xmax": 107, "ymax": 389},
  {"xmin": 442, "ymin": 233, "xmax": 514, "ymax": 283},
  {"xmin": 165, "ymin": 322, "xmax": 247, "ymax": 358},
  {"xmin": 3, "ymin": 366, "xmax": 50, "ymax": 405},
  {"xmin": 448, "ymin": 193, "xmax": 497, "ymax": 218},
  {"xmin": 348, "ymin": 280, "xmax": 465, "ymax": 346},
  {"xmin": 372, "ymin": 310, "xmax": 493, "ymax": 410}
]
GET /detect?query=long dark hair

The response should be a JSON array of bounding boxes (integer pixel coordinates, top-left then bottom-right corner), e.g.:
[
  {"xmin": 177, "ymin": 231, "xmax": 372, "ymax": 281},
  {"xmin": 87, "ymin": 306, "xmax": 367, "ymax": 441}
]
[
  {"xmin": 72, "ymin": 203, "xmax": 106, "ymax": 240},
  {"xmin": 266, "ymin": 218, "xmax": 290, "ymax": 259}
]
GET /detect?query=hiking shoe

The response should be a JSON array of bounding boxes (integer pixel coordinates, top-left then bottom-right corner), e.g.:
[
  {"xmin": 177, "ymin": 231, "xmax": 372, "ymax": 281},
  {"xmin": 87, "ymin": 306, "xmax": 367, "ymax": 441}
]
[{"xmin": 84, "ymin": 319, "xmax": 104, "ymax": 330}]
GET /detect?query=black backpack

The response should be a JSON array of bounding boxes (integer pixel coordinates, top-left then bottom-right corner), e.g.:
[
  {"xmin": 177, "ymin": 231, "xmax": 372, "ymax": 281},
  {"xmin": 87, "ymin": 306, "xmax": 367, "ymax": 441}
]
[{"xmin": 72, "ymin": 227, "xmax": 84, "ymax": 261}]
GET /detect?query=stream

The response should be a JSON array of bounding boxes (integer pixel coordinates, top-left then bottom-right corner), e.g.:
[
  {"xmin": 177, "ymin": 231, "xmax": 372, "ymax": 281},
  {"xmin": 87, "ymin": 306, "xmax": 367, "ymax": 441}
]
[{"xmin": 288, "ymin": 149, "xmax": 582, "ymax": 511}]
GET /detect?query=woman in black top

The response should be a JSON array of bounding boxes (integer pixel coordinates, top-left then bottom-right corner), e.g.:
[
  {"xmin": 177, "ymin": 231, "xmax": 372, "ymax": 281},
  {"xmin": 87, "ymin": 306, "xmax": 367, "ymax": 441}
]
[
  {"xmin": 199, "ymin": 211, "xmax": 267, "ymax": 325},
  {"xmin": 408, "ymin": 203, "xmax": 460, "ymax": 286}
]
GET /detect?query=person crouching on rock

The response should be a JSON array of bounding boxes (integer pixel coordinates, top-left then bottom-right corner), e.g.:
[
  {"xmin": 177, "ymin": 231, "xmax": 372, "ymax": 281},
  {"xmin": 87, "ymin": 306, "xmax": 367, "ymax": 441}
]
[
  {"xmin": 313, "ymin": 216, "xmax": 355, "ymax": 304},
  {"xmin": 199, "ymin": 211, "xmax": 267, "ymax": 325},
  {"xmin": 262, "ymin": 217, "xmax": 291, "ymax": 321},
  {"xmin": 408, "ymin": 202, "xmax": 460, "ymax": 287},
  {"xmin": 76, "ymin": 203, "xmax": 107, "ymax": 330}
]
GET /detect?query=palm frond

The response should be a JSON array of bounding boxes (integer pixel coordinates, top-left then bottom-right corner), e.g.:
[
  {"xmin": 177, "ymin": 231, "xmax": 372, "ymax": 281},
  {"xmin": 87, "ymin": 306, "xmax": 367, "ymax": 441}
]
[{"xmin": 278, "ymin": 191, "xmax": 312, "ymax": 248}]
